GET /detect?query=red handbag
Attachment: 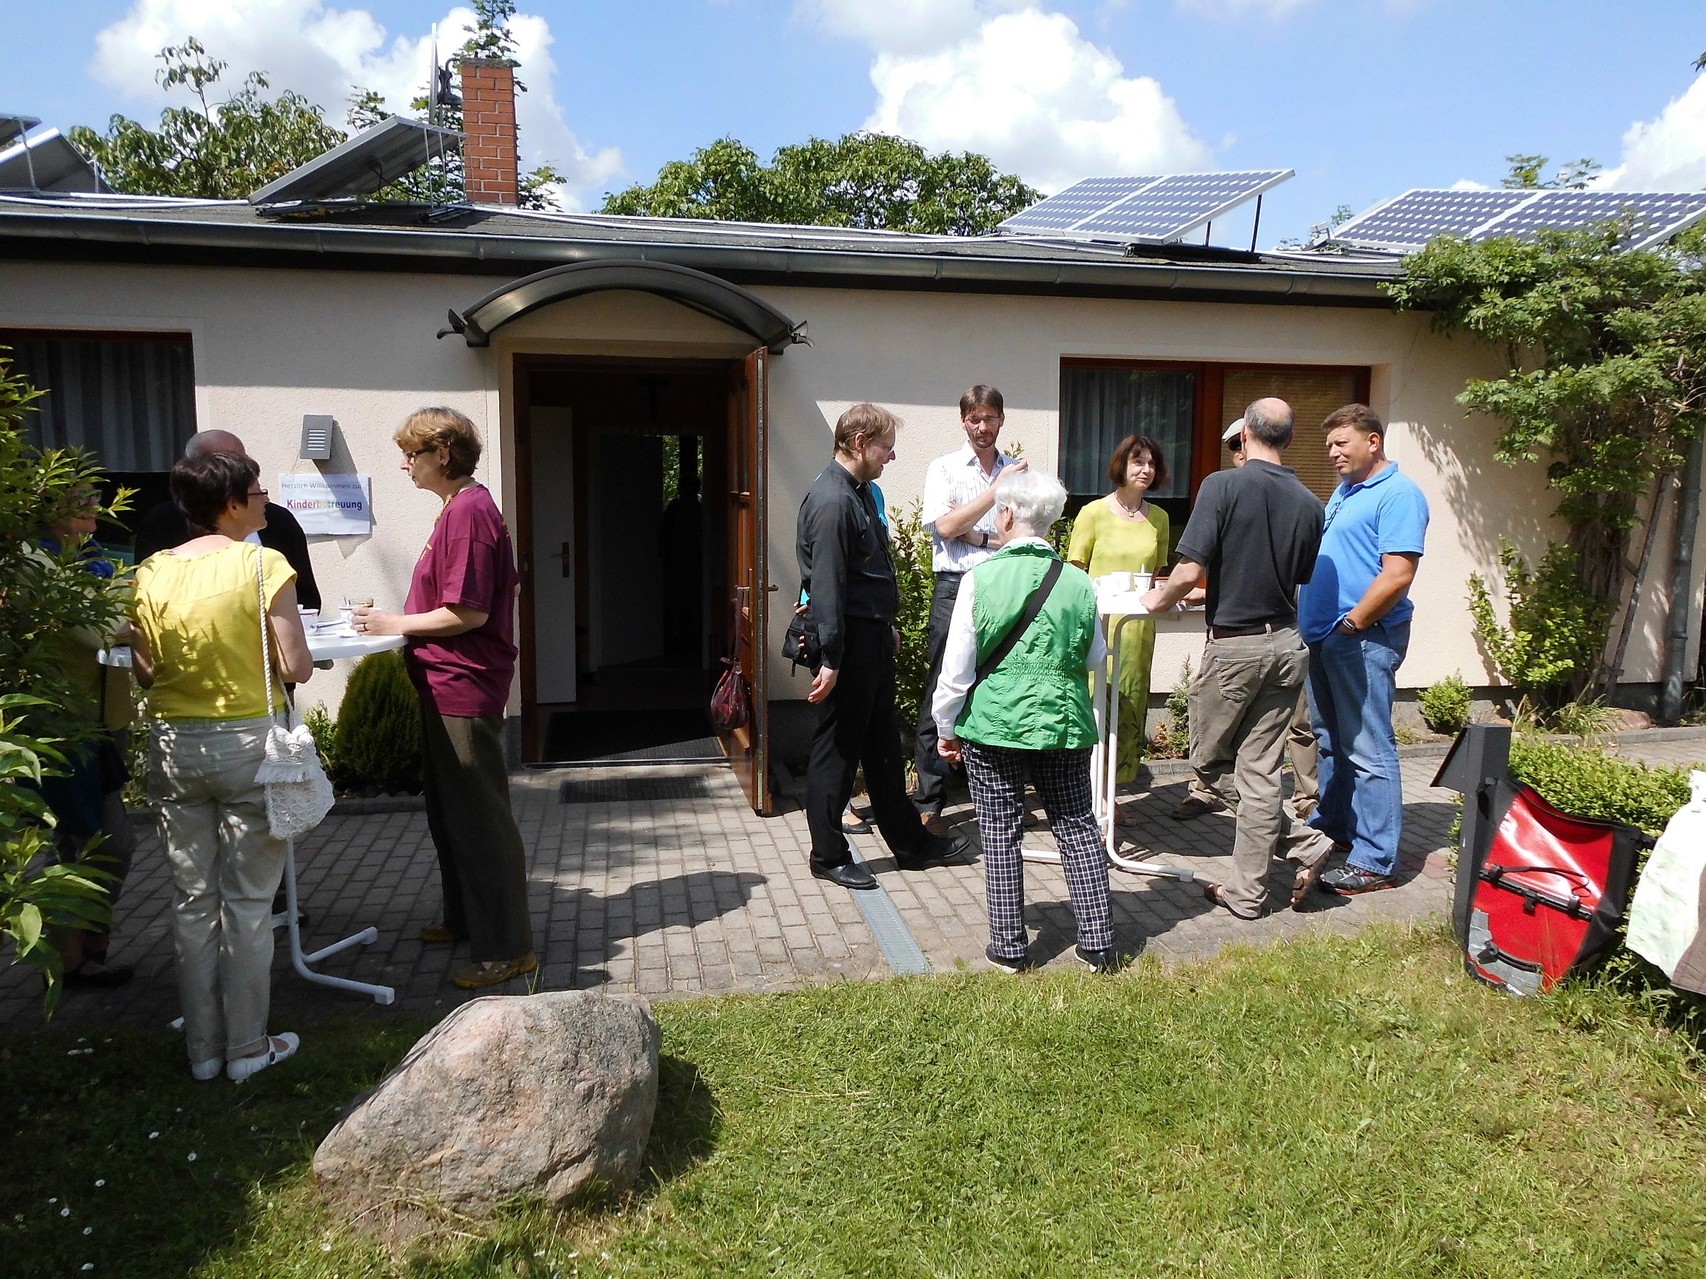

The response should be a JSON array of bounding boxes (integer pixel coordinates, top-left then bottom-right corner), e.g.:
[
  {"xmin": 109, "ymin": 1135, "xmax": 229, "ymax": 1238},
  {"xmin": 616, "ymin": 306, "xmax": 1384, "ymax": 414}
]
[{"xmin": 709, "ymin": 657, "xmax": 751, "ymax": 732}]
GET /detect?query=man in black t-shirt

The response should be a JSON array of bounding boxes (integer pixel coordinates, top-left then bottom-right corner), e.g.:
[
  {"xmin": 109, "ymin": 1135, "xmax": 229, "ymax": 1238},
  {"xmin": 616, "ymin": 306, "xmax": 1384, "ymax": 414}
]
[{"xmin": 1141, "ymin": 398, "xmax": 1335, "ymax": 919}]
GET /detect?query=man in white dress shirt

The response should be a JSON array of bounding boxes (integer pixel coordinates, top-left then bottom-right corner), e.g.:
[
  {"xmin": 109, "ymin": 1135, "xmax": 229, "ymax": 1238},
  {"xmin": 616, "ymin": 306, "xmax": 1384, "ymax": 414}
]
[{"xmin": 913, "ymin": 384, "xmax": 1026, "ymax": 829}]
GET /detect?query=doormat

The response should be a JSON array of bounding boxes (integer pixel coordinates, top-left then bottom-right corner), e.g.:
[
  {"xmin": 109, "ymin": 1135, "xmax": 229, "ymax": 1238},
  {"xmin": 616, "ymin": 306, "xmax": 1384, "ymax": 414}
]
[
  {"xmin": 560, "ymin": 776, "xmax": 715, "ymax": 804},
  {"xmin": 542, "ymin": 709, "xmax": 725, "ymax": 765}
]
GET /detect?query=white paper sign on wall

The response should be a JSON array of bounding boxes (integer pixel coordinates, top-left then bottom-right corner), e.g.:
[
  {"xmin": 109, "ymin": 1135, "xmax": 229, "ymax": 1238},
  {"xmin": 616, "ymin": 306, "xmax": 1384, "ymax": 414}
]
[{"xmin": 279, "ymin": 473, "xmax": 373, "ymax": 536}]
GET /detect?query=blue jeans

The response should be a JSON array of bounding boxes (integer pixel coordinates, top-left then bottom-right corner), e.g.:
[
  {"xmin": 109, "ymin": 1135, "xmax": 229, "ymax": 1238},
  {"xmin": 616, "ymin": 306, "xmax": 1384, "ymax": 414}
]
[{"xmin": 1307, "ymin": 620, "xmax": 1409, "ymax": 877}]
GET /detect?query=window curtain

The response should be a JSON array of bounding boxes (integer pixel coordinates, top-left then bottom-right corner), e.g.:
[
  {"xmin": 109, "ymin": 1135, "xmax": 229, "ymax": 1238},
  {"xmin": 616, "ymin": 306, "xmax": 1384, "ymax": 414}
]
[
  {"xmin": 6, "ymin": 335, "xmax": 195, "ymax": 472},
  {"xmin": 1060, "ymin": 366, "xmax": 1194, "ymax": 497}
]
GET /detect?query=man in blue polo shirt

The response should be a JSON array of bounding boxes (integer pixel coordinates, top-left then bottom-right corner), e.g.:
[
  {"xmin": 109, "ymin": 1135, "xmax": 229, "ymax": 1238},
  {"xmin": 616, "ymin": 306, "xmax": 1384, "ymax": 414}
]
[{"xmin": 1299, "ymin": 404, "xmax": 1429, "ymax": 895}]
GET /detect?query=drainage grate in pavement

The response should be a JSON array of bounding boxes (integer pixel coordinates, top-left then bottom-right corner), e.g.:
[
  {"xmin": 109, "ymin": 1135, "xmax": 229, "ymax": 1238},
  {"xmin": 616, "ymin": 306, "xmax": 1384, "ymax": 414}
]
[{"xmin": 559, "ymin": 776, "xmax": 714, "ymax": 804}]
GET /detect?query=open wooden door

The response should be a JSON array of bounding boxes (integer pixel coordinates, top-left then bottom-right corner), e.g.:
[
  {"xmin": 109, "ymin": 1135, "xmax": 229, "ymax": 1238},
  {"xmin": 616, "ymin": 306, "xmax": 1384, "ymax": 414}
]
[{"xmin": 722, "ymin": 347, "xmax": 772, "ymax": 813}]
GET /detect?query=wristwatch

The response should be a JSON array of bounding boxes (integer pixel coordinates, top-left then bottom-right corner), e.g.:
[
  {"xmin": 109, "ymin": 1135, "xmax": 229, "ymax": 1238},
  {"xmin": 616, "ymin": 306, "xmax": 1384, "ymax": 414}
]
[
  {"xmin": 979, "ymin": 530, "xmax": 990, "ymax": 548},
  {"xmin": 1338, "ymin": 615, "xmax": 1361, "ymax": 634}
]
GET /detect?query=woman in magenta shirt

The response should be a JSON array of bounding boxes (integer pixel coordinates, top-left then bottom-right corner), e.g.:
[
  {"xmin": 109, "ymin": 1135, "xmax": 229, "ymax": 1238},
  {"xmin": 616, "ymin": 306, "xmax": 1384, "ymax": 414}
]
[{"xmin": 353, "ymin": 407, "xmax": 535, "ymax": 990}]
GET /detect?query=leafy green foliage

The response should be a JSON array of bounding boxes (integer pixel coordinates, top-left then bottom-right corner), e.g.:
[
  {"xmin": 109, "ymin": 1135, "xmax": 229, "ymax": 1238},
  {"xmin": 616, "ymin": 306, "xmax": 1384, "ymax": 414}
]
[
  {"xmin": 302, "ymin": 701, "xmax": 337, "ymax": 777},
  {"xmin": 1508, "ymin": 738, "xmax": 1689, "ymax": 835},
  {"xmin": 349, "ymin": 2, "xmax": 563, "ymax": 211},
  {"xmin": 329, "ymin": 651, "xmax": 422, "ymax": 796},
  {"xmin": 1388, "ymin": 224, "xmax": 1706, "ymax": 619},
  {"xmin": 1148, "ymin": 658, "xmax": 1193, "ymax": 758},
  {"xmin": 69, "ymin": 38, "xmax": 344, "ymax": 199},
  {"xmin": 1418, "ymin": 672, "xmax": 1472, "ymax": 735},
  {"xmin": 887, "ymin": 501, "xmax": 935, "ymax": 737},
  {"xmin": 1467, "ymin": 539, "xmax": 1612, "ymax": 709},
  {"xmin": 603, "ymin": 133, "xmax": 1041, "ymax": 235},
  {"xmin": 1502, "ymin": 152, "xmax": 1603, "ymax": 190}
]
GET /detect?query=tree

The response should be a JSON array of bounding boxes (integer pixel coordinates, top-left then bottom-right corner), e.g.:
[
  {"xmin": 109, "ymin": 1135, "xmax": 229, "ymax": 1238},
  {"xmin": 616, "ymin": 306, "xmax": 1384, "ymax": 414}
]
[
  {"xmin": 1502, "ymin": 153, "xmax": 1603, "ymax": 191},
  {"xmin": 603, "ymin": 132, "xmax": 1042, "ymax": 235},
  {"xmin": 0, "ymin": 351, "xmax": 129, "ymax": 1009},
  {"xmin": 349, "ymin": 0, "xmax": 563, "ymax": 211},
  {"xmin": 69, "ymin": 38, "xmax": 344, "ymax": 199},
  {"xmin": 1387, "ymin": 224, "xmax": 1706, "ymax": 697}
]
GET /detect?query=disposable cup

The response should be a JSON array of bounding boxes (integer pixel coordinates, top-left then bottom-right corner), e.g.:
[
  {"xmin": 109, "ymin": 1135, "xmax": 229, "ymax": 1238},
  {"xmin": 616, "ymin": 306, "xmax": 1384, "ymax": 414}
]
[{"xmin": 1130, "ymin": 572, "xmax": 1153, "ymax": 593}]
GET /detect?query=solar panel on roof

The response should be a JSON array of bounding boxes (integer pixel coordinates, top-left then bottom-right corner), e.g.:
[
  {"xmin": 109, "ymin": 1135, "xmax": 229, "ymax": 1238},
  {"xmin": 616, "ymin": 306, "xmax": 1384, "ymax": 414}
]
[
  {"xmin": 1071, "ymin": 169, "xmax": 1292, "ymax": 242},
  {"xmin": 996, "ymin": 176, "xmax": 1162, "ymax": 234},
  {"xmin": 0, "ymin": 113, "xmax": 41, "ymax": 149},
  {"xmin": 0, "ymin": 127, "xmax": 108, "ymax": 194},
  {"xmin": 1328, "ymin": 189, "xmax": 1536, "ymax": 252},
  {"xmin": 247, "ymin": 115, "xmax": 462, "ymax": 205},
  {"xmin": 1329, "ymin": 187, "xmax": 1706, "ymax": 254},
  {"xmin": 1473, "ymin": 189, "xmax": 1706, "ymax": 250}
]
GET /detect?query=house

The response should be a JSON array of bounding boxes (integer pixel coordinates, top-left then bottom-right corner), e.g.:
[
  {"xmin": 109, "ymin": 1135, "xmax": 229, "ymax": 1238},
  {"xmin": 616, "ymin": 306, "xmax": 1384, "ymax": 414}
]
[{"xmin": 4, "ymin": 63, "xmax": 1699, "ymax": 814}]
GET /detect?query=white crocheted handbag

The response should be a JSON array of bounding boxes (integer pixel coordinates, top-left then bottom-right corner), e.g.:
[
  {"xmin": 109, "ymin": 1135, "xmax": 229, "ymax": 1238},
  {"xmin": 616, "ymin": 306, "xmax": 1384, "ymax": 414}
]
[{"xmin": 253, "ymin": 546, "xmax": 335, "ymax": 840}]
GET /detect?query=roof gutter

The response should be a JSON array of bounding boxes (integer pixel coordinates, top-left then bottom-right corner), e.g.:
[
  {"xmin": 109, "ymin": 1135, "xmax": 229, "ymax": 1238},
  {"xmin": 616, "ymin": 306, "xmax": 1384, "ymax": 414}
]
[{"xmin": 0, "ymin": 208, "xmax": 1394, "ymax": 303}]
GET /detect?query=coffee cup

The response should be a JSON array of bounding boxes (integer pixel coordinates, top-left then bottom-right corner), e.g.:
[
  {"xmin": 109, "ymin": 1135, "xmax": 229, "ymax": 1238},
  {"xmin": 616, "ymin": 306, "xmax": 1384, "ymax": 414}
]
[
  {"xmin": 1130, "ymin": 572, "xmax": 1153, "ymax": 594},
  {"xmin": 298, "ymin": 608, "xmax": 319, "ymax": 627}
]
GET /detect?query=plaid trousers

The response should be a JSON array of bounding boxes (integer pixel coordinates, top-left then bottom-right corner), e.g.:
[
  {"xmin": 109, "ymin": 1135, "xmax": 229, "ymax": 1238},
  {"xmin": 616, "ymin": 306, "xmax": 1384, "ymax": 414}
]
[{"xmin": 963, "ymin": 742, "xmax": 1112, "ymax": 958}]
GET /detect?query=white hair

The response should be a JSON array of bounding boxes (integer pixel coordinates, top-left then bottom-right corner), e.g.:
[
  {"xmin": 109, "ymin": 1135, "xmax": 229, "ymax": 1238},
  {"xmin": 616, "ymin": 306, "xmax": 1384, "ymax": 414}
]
[{"xmin": 993, "ymin": 469, "xmax": 1067, "ymax": 533}]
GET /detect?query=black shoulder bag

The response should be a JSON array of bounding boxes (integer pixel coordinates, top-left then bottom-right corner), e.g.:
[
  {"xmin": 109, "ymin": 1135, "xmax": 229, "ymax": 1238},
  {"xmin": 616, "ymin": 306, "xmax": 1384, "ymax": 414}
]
[{"xmin": 969, "ymin": 558, "xmax": 1065, "ymax": 695}]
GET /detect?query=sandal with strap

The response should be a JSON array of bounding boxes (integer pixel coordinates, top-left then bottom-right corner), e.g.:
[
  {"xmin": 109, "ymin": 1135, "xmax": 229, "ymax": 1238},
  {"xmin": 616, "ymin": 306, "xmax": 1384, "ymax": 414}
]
[
  {"xmin": 1201, "ymin": 881, "xmax": 1265, "ymax": 921},
  {"xmin": 227, "ymin": 1032, "xmax": 300, "ymax": 1082},
  {"xmin": 452, "ymin": 951, "xmax": 539, "ymax": 990}
]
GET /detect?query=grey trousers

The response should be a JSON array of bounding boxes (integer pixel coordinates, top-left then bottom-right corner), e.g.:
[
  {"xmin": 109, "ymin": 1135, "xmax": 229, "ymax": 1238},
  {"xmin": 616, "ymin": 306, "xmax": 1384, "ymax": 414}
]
[
  {"xmin": 419, "ymin": 706, "xmax": 534, "ymax": 963},
  {"xmin": 1189, "ymin": 629, "xmax": 1334, "ymax": 916},
  {"xmin": 1187, "ymin": 674, "xmax": 1318, "ymax": 816},
  {"xmin": 150, "ymin": 716, "xmax": 286, "ymax": 1065}
]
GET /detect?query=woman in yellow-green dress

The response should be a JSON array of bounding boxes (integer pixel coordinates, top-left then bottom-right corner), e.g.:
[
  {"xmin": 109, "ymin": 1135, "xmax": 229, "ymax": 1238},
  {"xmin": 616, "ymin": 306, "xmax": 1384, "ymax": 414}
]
[{"xmin": 1066, "ymin": 434, "xmax": 1170, "ymax": 822}]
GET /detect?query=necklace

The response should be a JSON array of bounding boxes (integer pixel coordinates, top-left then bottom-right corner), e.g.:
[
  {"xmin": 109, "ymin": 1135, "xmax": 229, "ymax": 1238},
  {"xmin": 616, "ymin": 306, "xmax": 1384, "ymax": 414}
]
[{"xmin": 1112, "ymin": 492, "xmax": 1145, "ymax": 519}]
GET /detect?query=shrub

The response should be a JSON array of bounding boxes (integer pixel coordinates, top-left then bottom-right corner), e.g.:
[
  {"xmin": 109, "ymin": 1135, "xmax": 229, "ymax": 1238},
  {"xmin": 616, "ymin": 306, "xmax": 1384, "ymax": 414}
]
[
  {"xmin": 1468, "ymin": 539, "xmax": 1611, "ymax": 713},
  {"xmin": 1147, "ymin": 659, "xmax": 1193, "ymax": 759},
  {"xmin": 1507, "ymin": 738, "xmax": 1689, "ymax": 836},
  {"xmin": 331, "ymin": 651, "xmax": 422, "ymax": 796},
  {"xmin": 302, "ymin": 701, "xmax": 337, "ymax": 775},
  {"xmin": 1418, "ymin": 673, "xmax": 1472, "ymax": 735},
  {"xmin": 889, "ymin": 500, "xmax": 935, "ymax": 737}
]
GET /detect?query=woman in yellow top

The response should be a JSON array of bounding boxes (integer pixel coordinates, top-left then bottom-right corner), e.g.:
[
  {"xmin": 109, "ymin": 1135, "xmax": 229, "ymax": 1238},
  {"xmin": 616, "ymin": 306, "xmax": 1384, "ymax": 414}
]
[
  {"xmin": 1065, "ymin": 434, "xmax": 1170, "ymax": 821},
  {"xmin": 131, "ymin": 451, "xmax": 314, "ymax": 1083}
]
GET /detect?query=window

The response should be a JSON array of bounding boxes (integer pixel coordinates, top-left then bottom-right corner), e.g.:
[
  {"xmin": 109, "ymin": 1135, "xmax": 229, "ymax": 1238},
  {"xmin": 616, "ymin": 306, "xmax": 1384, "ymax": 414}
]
[
  {"xmin": 2, "ymin": 330, "xmax": 195, "ymax": 471},
  {"xmin": 1060, "ymin": 358, "xmax": 1370, "ymax": 526}
]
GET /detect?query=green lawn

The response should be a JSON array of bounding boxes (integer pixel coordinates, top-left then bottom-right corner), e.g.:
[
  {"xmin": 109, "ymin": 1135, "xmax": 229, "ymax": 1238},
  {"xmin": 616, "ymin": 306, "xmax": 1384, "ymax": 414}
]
[{"xmin": 3, "ymin": 925, "xmax": 1702, "ymax": 1278}]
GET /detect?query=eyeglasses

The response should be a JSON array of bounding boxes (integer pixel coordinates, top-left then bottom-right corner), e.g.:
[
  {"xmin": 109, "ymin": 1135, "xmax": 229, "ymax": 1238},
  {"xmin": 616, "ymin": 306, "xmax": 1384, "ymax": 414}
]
[
  {"xmin": 963, "ymin": 414, "xmax": 1002, "ymax": 427},
  {"xmin": 247, "ymin": 488, "xmax": 269, "ymax": 500},
  {"xmin": 402, "ymin": 447, "xmax": 435, "ymax": 461}
]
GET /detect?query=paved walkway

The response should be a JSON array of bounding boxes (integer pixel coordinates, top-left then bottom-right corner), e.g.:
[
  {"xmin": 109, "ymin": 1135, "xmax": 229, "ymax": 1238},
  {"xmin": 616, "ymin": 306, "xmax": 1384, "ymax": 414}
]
[{"xmin": 4, "ymin": 729, "xmax": 1702, "ymax": 1036}]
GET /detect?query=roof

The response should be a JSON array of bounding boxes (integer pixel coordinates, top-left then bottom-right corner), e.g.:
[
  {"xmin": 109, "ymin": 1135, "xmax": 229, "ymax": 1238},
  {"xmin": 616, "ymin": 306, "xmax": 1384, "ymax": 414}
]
[{"xmin": 0, "ymin": 192, "xmax": 1398, "ymax": 307}]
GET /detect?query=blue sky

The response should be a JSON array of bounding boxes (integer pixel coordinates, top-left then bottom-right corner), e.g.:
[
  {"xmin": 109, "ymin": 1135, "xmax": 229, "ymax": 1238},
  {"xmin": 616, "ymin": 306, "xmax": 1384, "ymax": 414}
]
[{"xmin": 4, "ymin": 0, "xmax": 1703, "ymax": 246}]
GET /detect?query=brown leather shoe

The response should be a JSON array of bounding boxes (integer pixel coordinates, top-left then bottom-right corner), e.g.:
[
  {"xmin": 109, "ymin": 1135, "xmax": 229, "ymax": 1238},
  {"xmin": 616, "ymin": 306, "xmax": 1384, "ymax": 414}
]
[
  {"xmin": 452, "ymin": 952, "xmax": 539, "ymax": 990},
  {"xmin": 419, "ymin": 922, "xmax": 465, "ymax": 944},
  {"xmin": 1171, "ymin": 794, "xmax": 1221, "ymax": 821}
]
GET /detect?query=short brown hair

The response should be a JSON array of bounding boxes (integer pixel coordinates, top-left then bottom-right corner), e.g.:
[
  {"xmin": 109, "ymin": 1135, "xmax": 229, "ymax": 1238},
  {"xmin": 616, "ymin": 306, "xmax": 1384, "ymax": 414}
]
[
  {"xmin": 833, "ymin": 402, "xmax": 900, "ymax": 453},
  {"xmin": 1107, "ymin": 434, "xmax": 1170, "ymax": 489},
  {"xmin": 1321, "ymin": 403, "xmax": 1383, "ymax": 437},
  {"xmin": 172, "ymin": 451, "xmax": 260, "ymax": 533},
  {"xmin": 959, "ymin": 384, "xmax": 1004, "ymax": 420},
  {"xmin": 395, "ymin": 407, "xmax": 482, "ymax": 479}
]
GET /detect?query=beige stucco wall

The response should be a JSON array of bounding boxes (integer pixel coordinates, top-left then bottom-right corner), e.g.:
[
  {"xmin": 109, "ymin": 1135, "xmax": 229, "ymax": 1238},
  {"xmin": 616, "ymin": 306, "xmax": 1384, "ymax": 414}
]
[{"xmin": 5, "ymin": 257, "xmax": 1701, "ymax": 715}]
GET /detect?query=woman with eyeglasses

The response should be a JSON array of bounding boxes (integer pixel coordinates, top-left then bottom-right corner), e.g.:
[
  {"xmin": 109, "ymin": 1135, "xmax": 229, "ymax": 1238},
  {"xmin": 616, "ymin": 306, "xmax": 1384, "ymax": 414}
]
[
  {"xmin": 130, "ymin": 451, "xmax": 313, "ymax": 1082},
  {"xmin": 1065, "ymin": 434, "xmax": 1170, "ymax": 825},
  {"xmin": 351, "ymin": 408, "xmax": 536, "ymax": 993}
]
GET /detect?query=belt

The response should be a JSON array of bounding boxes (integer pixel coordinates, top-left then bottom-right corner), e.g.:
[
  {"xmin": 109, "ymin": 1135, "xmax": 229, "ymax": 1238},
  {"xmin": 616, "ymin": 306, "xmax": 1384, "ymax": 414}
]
[{"xmin": 1207, "ymin": 621, "xmax": 1294, "ymax": 639}]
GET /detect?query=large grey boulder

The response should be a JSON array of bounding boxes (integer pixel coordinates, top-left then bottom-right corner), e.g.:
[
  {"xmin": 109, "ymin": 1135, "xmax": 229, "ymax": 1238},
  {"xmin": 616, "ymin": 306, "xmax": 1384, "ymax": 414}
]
[{"xmin": 314, "ymin": 991, "xmax": 660, "ymax": 1226}]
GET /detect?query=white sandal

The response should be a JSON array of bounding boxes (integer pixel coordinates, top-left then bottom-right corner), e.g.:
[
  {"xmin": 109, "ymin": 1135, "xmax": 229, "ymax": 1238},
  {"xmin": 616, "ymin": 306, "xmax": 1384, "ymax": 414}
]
[{"xmin": 226, "ymin": 1032, "xmax": 300, "ymax": 1082}]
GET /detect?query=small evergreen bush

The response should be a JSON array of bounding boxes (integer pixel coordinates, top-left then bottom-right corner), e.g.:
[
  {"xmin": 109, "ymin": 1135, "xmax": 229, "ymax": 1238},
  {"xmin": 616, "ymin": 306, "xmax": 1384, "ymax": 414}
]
[
  {"xmin": 1147, "ymin": 659, "xmax": 1193, "ymax": 759},
  {"xmin": 1418, "ymin": 673, "xmax": 1472, "ymax": 735},
  {"xmin": 1468, "ymin": 539, "xmax": 1611, "ymax": 712},
  {"xmin": 888, "ymin": 500, "xmax": 935, "ymax": 736},
  {"xmin": 302, "ymin": 701, "xmax": 337, "ymax": 775},
  {"xmin": 331, "ymin": 651, "xmax": 422, "ymax": 795},
  {"xmin": 1508, "ymin": 738, "xmax": 1688, "ymax": 837}
]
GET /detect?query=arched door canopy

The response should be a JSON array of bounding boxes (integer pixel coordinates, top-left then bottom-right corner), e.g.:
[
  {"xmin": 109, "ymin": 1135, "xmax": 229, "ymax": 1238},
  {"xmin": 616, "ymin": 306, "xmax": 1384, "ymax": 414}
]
[{"xmin": 439, "ymin": 258, "xmax": 805, "ymax": 351}]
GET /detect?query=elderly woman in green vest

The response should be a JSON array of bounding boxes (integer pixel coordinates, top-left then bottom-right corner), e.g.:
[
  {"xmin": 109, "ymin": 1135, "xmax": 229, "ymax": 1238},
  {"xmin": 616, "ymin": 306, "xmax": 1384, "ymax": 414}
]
[{"xmin": 933, "ymin": 470, "xmax": 1118, "ymax": 974}]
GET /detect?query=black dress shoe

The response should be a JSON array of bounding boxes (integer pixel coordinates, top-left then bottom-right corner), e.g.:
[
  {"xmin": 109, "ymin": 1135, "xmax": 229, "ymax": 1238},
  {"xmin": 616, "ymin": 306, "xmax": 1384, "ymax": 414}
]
[
  {"xmin": 811, "ymin": 860, "xmax": 878, "ymax": 891},
  {"xmin": 895, "ymin": 830, "xmax": 970, "ymax": 871}
]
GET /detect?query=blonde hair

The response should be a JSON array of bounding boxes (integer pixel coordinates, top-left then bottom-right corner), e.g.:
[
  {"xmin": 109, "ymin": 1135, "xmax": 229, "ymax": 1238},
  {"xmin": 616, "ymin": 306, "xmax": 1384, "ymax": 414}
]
[{"xmin": 395, "ymin": 407, "xmax": 482, "ymax": 478}]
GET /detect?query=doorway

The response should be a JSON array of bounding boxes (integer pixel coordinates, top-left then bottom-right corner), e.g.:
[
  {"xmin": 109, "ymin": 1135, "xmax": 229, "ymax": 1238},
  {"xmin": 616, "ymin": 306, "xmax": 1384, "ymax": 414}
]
[{"xmin": 516, "ymin": 358, "xmax": 733, "ymax": 766}]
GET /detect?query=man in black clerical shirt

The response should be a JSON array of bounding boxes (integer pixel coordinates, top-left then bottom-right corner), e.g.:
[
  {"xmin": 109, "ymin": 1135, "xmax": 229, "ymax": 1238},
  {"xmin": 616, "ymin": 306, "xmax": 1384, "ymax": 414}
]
[
  {"xmin": 133, "ymin": 429, "xmax": 321, "ymax": 610},
  {"xmin": 796, "ymin": 403, "xmax": 968, "ymax": 890}
]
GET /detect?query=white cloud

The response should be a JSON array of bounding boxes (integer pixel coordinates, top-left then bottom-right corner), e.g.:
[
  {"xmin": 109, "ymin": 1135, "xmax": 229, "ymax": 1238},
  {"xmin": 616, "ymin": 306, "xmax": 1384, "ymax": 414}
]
[
  {"xmin": 1448, "ymin": 178, "xmax": 1494, "ymax": 192},
  {"xmin": 794, "ymin": 0, "xmax": 994, "ymax": 53},
  {"xmin": 855, "ymin": 8, "xmax": 1211, "ymax": 192},
  {"xmin": 88, "ymin": 0, "xmax": 622, "ymax": 209},
  {"xmin": 1594, "ymin": 74, "xmax": 1706, "ymax": 192},
  {"xmin": 1174, "ymin": 0, "xmax": 1314, "ymax": 18}
]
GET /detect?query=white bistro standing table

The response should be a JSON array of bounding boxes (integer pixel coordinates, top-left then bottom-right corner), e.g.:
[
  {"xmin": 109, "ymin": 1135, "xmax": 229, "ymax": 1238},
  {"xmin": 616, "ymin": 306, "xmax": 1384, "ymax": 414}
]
[
  {"xmin": 103, "ymin": 630, "xmax": 405, "ymax": 1005},
  {"xmin": 1018, "ymin": 593, "xmax": 1201, "ymax": 882}
]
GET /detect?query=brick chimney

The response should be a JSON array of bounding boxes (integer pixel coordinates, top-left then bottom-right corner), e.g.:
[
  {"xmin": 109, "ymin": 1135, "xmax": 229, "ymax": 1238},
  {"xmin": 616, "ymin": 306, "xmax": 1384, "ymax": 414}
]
[{"xmin": 459, "ymin": 57, "xmax": 519, "ymax": 205}]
